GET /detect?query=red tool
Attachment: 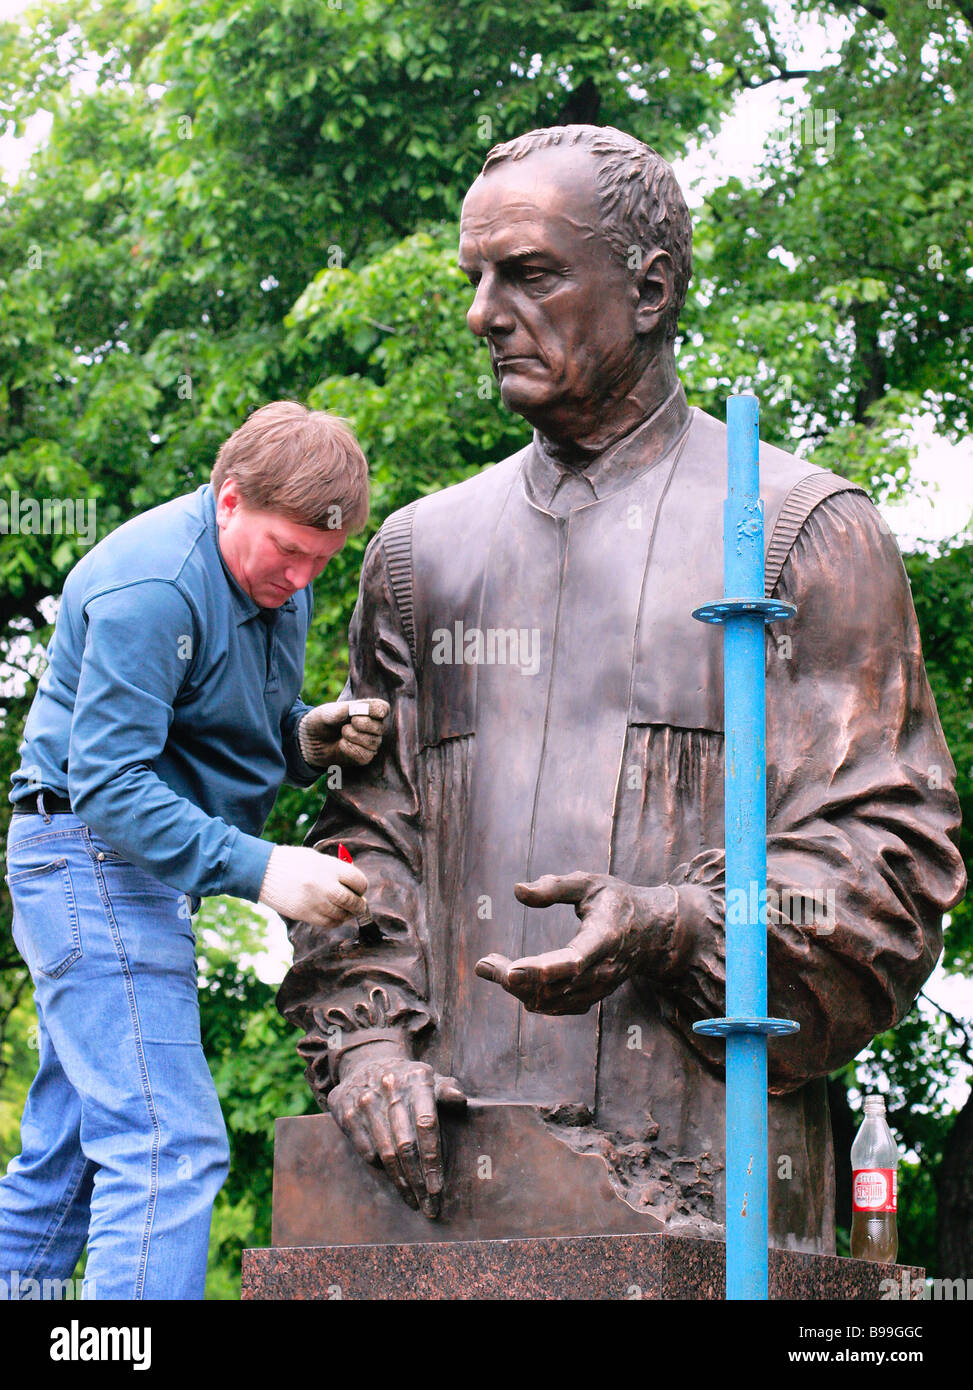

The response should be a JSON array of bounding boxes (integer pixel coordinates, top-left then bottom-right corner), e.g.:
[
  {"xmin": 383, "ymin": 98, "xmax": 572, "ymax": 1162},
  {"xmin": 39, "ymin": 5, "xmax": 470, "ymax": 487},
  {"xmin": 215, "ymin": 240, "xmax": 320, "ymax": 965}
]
[{"xmin": 337, "ymin": 843, "xmax": 382, "ymax": 945}]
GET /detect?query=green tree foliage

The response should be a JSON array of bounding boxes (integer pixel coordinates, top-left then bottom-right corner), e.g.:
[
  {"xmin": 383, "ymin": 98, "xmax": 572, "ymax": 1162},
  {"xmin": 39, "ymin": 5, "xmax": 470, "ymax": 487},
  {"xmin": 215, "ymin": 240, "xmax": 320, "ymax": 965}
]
[
  {"xmin": 1, "ymin": 0, "xmax": 970, "ymax": 1290},
  {"xmin": 906, "ymin": 540, "xmax": 973, "ymax": 966},
  {"xmin": 681, "ymin": 0, "xmax": 972, "ymax": 490}
]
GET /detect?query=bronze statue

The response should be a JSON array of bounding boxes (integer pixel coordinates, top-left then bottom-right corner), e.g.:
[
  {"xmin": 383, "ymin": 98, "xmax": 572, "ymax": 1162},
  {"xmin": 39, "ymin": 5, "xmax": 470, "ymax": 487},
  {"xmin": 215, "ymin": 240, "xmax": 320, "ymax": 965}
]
[{"xmin": 277, "ymin": 126, "xmax": 966, "ymax": 1249}]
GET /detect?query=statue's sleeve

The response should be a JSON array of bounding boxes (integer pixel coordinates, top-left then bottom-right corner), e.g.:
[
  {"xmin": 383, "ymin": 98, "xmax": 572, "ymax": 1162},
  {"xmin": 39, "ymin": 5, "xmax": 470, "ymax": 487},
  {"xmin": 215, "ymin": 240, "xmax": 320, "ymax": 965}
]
[
  {"xmin": 649, "ymin": 489, "xmax": 966, "ymax": 1093},
  {"xmin": 276, "ymin": 526, "xmax": 433, "ymax": 1104}
]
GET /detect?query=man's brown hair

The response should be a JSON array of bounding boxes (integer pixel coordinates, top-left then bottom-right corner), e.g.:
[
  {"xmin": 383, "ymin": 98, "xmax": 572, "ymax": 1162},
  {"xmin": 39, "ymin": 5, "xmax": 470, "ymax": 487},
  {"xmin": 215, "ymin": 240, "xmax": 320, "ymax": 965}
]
[{"xmin": 210, "ymin": 401, "xmax": 369, "ymax": 532}]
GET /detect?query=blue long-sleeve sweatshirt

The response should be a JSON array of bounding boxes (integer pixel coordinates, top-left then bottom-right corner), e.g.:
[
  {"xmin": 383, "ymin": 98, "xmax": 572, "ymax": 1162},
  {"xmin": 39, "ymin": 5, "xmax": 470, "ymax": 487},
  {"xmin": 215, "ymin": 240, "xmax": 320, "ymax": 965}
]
[{"xmin": 9, "ymin": 482, "xmax": 322, "ymax": 900}]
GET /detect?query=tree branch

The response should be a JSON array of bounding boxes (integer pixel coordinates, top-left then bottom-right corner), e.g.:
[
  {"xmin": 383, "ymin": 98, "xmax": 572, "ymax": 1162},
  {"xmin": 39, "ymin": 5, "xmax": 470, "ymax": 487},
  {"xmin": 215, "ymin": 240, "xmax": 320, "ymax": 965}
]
[
  {"xmin": 919, "ymin": 989, "xmax": 973, "ymax": 1068},
  {"xmin": 743, "ymin": 68, "xmax": 822, "ymax": 89},
  {"xmin": 851, "ymin": 302, "xmax": 888, "ymax": 423},
  {"xmin": 828, "ymin": 1, "xmax": 888, "ymax": 20},
  {"xmin": 746, "ymin": 12, "xmax": 823, "ymax": 89}
]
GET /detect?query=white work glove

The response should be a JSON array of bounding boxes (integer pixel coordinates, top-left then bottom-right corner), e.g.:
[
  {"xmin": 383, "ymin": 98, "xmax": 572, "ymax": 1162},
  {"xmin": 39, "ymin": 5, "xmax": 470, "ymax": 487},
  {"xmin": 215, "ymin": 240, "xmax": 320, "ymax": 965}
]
[
  {"xmin": 258, "ymin": 845, "xmax": 368, "ymax": 928},
  {"xmin": 297, "ymin": 699, "xmax": 390, "ymax": 771}
]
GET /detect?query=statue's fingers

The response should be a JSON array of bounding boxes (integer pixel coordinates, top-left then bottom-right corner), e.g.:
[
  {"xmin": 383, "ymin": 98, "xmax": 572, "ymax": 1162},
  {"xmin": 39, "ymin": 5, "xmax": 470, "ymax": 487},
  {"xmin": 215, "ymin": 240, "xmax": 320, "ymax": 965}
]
[
  {"xmin": 559, "ymin": 921, "xmax": 615, "ymax": 970},
  {"xmin": 514, "ymin": 871, "xmax": 593, "ymax": 908},
  {"xmin": 359, "ymin": 1087, "xmax": 416, "ymax": 1209},
  {"xmin": 409, "ymin": 1073, "xmax": 444, "ymax": 1205},
  {"xmin": 387, "ymin": 1090, "xmax": 429, "ymax": 1212},
  {"xmin": 533, "ymin": 960, "xmax": 617, "ymax": 1015},
  {"xmin": 507, "ymin": 947, "xmax": 583, "ymax": 988},
  {"xmin": 333, "ymin": 1096, "xmax": 377, "ymax": 1164},
  {"xmin": 474, "ymin": 953, "xmax": 513, "ymax": 986},
  {"xmin": 532, "ymin": 993, "xmax": 596, "ymax": 1017},
  {"xmin": 434, "ymin": 1074, "xmax": 468, "ymax": 1109}
]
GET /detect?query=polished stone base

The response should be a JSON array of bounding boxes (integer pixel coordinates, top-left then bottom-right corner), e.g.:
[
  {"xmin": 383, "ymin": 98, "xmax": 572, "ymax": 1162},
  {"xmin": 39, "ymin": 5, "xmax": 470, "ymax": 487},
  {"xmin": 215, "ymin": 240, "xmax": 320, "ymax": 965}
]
[{"xmin": 241, "ymin": 1232, "xmax": 922, "ymax": 1301}]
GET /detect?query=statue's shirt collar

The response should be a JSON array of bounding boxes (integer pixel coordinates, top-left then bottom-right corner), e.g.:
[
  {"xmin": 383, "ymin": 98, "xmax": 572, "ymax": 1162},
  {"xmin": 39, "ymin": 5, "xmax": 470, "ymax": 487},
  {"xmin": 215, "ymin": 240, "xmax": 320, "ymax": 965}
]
[{"xmin": 525, "ymin": 383, "xmax": 691, "ymax": 511}]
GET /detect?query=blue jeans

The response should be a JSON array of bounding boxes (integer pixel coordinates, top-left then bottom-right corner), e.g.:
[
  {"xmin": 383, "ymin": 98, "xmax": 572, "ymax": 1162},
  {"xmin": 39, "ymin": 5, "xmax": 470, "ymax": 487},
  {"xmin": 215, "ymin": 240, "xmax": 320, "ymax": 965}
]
[{"xmin": 0, "ymin": 811, "xmax": 228, "ymax": 1299}]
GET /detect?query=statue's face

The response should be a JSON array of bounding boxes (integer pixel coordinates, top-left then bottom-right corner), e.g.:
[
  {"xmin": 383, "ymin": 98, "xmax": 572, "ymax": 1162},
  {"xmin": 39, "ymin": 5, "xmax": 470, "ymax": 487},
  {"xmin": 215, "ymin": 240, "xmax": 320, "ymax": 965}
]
[{"xmin": 458, "ymin": 147, "xmax": 649, "ymax": 432}]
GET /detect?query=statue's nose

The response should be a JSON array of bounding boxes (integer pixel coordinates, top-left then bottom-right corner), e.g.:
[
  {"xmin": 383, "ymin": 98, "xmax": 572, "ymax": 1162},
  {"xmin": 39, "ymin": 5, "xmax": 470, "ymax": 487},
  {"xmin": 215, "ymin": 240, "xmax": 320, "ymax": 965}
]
[{"xmin": 466, "ymin": 276, "xmax": 515, "ymax": 339}]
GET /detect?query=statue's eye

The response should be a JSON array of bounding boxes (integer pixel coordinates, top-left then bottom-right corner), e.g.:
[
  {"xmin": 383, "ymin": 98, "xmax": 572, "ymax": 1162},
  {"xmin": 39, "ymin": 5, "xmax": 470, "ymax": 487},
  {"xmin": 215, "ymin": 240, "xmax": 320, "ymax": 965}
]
[{"xmin": 521, "ymin": 266, "xmax": 556, "ymax": 286}]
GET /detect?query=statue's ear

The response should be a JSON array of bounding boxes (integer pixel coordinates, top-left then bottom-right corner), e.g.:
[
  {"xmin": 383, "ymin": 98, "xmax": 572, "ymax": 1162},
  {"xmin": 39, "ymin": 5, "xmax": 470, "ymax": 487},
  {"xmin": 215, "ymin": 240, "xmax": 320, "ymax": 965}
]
[{"xmin": 634, "ymin": 248, "xmax": 674, "ymax": 337}]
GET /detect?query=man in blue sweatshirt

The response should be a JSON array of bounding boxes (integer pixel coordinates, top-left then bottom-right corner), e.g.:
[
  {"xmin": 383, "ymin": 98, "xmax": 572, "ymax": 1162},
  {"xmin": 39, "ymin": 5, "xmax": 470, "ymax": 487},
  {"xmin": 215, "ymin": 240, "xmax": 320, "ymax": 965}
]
[{"xmin": 0, "ymin": 400, "xmax": 387, "ymax": 1299}]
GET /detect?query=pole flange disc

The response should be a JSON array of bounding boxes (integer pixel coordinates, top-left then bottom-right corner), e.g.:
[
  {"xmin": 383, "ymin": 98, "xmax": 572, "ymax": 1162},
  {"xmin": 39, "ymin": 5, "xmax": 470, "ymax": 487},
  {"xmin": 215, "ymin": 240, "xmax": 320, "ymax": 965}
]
[
  {"xmin": 693, "ymin": 1015, "xmax": 801, "ymax": 1038},
  {"xmin": 692, "ymin": 598, "xmax": 797, "ymax": 625}
]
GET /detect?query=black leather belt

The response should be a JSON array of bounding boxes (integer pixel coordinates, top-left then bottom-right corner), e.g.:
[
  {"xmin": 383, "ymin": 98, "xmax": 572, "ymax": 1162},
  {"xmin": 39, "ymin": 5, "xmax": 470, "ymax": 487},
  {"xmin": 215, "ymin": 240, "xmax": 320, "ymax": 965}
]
[{"xmin": 12, "ymin": 789, "xmax": 74, "ymax": 815}]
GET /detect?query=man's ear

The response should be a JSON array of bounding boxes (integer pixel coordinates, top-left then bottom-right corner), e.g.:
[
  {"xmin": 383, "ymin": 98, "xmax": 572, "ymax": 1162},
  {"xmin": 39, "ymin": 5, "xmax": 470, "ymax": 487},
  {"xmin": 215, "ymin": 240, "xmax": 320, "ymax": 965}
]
[
  {"xmin": 634, "ymin": 248, "xmax": 674, "ymax": 337},
  {"xmin": 215, "ymin": 476, "xmax": 241, "ymax": 526}
]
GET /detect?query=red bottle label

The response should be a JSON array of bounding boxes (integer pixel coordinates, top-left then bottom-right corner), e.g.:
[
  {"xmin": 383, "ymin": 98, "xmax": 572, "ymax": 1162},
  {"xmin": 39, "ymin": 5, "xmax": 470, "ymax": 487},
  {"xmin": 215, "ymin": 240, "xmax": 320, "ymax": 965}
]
[{"xmin": 852, "ymin": 1168, "xmax": 897, "ymax": 1212}]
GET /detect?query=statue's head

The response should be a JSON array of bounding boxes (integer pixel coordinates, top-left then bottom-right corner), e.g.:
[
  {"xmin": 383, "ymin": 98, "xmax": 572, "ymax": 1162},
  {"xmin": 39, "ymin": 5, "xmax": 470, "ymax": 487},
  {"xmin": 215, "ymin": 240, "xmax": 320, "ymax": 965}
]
[{"xmin": 459, "ymin": 125, "xmax": 692, "ymax": 441}]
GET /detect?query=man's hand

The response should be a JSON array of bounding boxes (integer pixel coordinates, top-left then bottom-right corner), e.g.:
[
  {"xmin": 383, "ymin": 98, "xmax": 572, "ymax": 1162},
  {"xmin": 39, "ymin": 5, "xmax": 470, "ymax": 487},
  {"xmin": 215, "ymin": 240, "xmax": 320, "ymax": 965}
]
[
  {"xmin": 258, "ymin": 844, "xmax": 368, "ymax": 928},
  {"xmin": 474, "ymin": 871, "xmax": 678, "ymax": 1015},
  {"xmin": 297, "ymin": 698, "xmax": 390, "ymax": 770},
  {"xmin": 329, "ymin": 1039, "xmax": 466, "ymax": 1217}
]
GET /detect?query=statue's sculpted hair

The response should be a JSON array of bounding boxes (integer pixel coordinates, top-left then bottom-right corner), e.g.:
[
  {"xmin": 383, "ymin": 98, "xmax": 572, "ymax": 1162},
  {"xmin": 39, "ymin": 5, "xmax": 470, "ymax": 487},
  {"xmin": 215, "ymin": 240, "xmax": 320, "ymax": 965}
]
[{"xmin": 480, "ymin": 125, "xmax": 692, "ymax": 342}]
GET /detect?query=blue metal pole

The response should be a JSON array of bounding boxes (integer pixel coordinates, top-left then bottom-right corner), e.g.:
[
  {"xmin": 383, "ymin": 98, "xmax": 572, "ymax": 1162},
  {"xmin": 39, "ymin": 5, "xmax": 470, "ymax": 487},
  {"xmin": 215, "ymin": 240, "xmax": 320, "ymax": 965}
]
[
  {"xmin": 724, "ymin": 396, "xmax": 770, "ymax": 1300},
  {"xmin": 692, "ymin": 395, "xmax": 799, "ymax": 1301}
]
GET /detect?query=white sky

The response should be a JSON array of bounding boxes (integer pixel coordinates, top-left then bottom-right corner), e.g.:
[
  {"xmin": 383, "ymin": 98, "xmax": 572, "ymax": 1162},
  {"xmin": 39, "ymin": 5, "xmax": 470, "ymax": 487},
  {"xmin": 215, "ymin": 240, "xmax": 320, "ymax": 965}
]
[{"xmin": 3, "ymin": 0, "xmax": 971, "ymax": 1077}]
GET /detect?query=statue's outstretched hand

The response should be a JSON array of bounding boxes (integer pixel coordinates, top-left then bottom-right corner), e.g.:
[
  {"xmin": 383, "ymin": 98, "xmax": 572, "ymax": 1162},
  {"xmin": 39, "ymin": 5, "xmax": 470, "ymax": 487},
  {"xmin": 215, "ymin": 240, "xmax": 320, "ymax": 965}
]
[
  {"xmin": 474, "ymin": 872, "xmax": 677, "ymax": 1015},
  {"xmin": 298, "ymin": 698, "xmax": 390, "ymax": 770},
  {"xmin": 329, "ymin": 1039, "xmax": 466, "ymax": 1218}
]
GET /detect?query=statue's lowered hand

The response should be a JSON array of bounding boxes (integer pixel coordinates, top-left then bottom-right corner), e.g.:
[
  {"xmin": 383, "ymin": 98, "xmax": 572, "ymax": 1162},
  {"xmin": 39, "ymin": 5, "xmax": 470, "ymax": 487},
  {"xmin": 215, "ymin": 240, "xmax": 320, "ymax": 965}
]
[
  {"xmin": 297, "ymin": 698, "xmax": 390, "ymax": 770},
  {"xmin": 474, "ymin": 871, "xmax": 678, "ymax": 1015},
  {"xmin": 328, "ymin": 1039, "xmax": 466, "ymax": 1218}
]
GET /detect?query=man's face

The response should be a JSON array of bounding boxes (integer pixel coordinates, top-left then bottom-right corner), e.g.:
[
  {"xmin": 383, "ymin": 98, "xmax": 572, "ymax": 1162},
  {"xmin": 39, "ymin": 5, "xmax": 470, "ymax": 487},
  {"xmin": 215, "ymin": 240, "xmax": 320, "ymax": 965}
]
[
  {"xmin": 458, "ymin": 148, "xmax": 648, "ymax": 433},
  {"xmin": 215, "ymin": 478, "xmax": 347, "ymax": 609}
]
